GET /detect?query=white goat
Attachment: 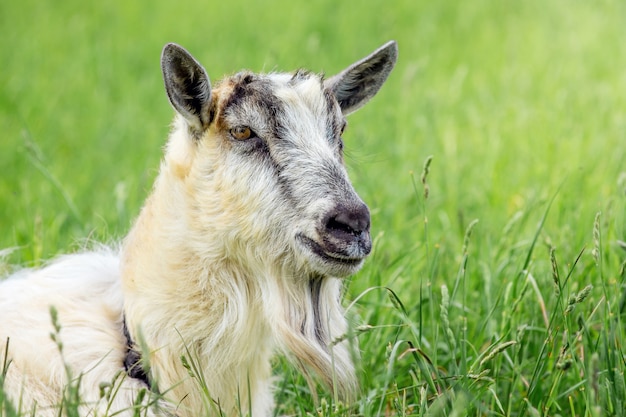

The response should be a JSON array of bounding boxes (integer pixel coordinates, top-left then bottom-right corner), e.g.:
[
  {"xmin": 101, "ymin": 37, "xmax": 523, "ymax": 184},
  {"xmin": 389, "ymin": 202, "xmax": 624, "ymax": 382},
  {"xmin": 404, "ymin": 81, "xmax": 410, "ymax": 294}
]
[{"xmin": 0, "ymin": 41, "xmax": 397, "ymax": 417}]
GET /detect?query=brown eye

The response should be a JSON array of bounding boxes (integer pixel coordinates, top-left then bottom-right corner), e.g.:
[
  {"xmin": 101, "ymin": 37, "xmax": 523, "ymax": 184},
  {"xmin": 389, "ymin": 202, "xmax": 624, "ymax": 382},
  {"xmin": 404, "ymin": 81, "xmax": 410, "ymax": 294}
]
[{"xmin": 230, "ymin": 126, "xmax": 253, "ymax": 140}]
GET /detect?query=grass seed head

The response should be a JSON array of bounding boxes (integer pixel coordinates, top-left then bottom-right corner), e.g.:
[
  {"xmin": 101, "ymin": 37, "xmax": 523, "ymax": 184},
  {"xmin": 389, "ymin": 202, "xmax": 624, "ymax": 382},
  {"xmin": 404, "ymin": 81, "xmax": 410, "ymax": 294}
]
[
  {"xmin": 592, "ymin": 212, "xmax": 601, "ymax": 264},
  {"xmin": 564, "ymin": 284, "xmax": 593, "ymax": 314},
  {"xmin": 550, "ymin": 246, "xmax": 560, "ymax": 296},
  {"xmin": 479, "ymin": 341, "xmax": 517, "ymax": 367},
  {"xmin": 440, "ymin": 285, "xmax": 457, "ymax": 351},
  {"xmin": 462, "ymin": 219, "xmax": 480, "ymax": 256},
  {"xmin": 576, "ymin": 284, "xmax": 593, "ymax": 303},
  {"xmin": 420, "ymin": 155, "xmax": 434, "ymax": 200}
]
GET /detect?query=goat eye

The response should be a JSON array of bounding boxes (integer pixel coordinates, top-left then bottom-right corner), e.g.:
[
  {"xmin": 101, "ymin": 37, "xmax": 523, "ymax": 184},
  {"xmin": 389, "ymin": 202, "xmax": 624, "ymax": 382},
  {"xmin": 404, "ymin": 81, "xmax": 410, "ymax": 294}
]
[
  {"xmin": 340, "ymin": 122, "xmax": 347, "ymax": 136},
  {"xmin": 230, "ymin": 126, "xmax": 254, "ymax": 140}
]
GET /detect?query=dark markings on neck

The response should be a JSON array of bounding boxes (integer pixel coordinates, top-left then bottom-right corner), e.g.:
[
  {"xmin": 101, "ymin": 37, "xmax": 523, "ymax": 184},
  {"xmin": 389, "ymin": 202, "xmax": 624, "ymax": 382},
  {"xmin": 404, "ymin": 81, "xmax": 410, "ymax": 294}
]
[
  {"xmin": 122, "ymin": 317, "xmax": 157, "ymax": 392},
  {"xmin": 309, "ymin": 278, "xmax": 328, "ymax": 349}
]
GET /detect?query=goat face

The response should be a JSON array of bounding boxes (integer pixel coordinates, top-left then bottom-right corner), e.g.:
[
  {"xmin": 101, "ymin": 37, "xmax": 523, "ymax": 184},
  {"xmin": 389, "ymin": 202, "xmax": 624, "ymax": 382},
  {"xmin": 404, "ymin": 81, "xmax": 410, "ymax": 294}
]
[{"xmin": 161, "ymin": 42, "xmax": 397, "ymax": 278}]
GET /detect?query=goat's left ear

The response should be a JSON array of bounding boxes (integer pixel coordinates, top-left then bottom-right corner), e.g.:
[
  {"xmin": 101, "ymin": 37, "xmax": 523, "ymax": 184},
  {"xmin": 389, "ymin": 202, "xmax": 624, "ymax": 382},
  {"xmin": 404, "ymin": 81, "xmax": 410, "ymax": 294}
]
[
  {"xmin": 324, "ymin": 41, "xmax": 398, "ymax": 115},
  {"xmin": 161, "ymin": 43, "xmax": 212, "ymax": 130}
]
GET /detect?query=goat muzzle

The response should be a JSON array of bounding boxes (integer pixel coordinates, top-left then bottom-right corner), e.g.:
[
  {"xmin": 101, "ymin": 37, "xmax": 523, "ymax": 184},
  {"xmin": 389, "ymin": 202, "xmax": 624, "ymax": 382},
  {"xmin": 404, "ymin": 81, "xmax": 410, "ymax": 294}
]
[
  {"xmin": 296, "ymin": 202, "xmax": 372, "ymax": 276},
  {"xmin": 322, "ymin": 202, "xmax": 372, "ymax": 255}
]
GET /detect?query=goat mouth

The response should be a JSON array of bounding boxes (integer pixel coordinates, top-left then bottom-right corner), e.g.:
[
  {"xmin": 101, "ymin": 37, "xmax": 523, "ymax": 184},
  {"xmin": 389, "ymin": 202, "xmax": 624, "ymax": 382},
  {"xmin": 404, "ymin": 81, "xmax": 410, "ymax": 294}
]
[{"xmin": 296, "ymin": 234, "xmax": 366, "ymax": 269}]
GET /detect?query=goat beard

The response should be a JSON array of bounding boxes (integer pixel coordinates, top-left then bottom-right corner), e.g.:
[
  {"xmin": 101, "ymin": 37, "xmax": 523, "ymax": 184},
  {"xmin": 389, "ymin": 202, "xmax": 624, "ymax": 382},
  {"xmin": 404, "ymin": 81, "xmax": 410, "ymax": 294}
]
[{"xmin": 272, "ymin": 274, "xmax": 359, "ymax": 401}]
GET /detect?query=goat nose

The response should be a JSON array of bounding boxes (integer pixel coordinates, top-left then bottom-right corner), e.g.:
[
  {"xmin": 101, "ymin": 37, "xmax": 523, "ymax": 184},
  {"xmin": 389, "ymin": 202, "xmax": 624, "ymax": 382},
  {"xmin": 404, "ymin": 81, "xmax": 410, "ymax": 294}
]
[{"xmin": 325, "ymin": 202, "xmax": 371, "ymax": 237}]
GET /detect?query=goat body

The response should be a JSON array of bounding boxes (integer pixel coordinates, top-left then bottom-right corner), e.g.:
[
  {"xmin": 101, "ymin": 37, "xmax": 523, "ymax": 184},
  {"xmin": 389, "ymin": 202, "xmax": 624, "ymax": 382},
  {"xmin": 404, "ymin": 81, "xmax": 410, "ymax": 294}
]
[{"xmin": 0, "ymin": 41, "xmax": 397, "ymax": 417}]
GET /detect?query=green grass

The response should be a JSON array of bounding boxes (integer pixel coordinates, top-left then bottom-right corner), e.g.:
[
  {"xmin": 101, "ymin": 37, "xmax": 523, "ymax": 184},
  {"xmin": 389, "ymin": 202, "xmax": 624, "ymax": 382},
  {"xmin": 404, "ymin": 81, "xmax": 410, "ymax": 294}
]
[{"xmin": 2, "ymin": 0, "xmax": 626, "ymax": 415}]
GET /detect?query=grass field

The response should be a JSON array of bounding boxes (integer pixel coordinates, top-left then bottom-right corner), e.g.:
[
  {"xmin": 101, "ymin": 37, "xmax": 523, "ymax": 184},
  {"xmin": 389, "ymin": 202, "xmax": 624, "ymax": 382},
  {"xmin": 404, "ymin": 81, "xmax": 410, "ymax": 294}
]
[{"xmin": 2, "ymin": 0, "xmax": 626, "ymax": 415}]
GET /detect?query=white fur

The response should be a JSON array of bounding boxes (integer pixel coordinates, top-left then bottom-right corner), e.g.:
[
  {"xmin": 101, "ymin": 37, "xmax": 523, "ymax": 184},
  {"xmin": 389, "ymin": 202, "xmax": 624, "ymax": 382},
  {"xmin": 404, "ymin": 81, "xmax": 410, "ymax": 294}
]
[
  {"xmin": 0, "ymin": 41, "xmax": 397, "ymax": 417},
  {"xmin": 0, "ymin": 250, "xmax": 167, "ymax": 416}
]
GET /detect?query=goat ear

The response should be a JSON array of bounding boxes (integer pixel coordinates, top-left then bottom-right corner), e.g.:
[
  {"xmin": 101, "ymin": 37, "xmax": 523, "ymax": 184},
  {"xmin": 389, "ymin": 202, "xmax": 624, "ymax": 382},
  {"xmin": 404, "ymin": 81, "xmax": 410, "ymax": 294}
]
[
  {"xmin": 324, "ymin": 41, "xmax": 398, "ymax": 115},
  {"xmin": 161, "ymin": 43, "xmax": 212, "ymax": 130}
]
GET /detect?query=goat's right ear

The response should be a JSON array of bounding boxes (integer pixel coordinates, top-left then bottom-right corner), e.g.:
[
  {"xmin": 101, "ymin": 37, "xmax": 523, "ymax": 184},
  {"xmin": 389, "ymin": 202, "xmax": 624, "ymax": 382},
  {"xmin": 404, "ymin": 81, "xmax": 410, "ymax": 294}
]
[
  {"xmin": 161, "ymin": 43, "xmax": 212, "ymax": 130},
  {"xmin": 325, "ymin": 41, "xmax": 398, "ymax": 115}
]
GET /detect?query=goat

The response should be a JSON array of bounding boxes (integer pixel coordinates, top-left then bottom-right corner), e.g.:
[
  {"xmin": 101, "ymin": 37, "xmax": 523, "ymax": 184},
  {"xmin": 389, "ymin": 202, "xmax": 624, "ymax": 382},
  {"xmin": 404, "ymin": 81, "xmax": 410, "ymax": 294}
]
[{"xmin": 0, "ymin": 40, "xmax": 397, "ymax": 417}]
